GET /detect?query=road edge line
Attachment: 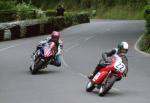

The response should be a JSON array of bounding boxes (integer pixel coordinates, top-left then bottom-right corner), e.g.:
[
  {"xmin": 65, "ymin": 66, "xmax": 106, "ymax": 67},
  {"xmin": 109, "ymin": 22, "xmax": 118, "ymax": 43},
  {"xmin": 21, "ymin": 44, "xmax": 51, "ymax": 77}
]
[{"xmin": 134, "ymin": 33, "xmax": 150, "ymax": 57}]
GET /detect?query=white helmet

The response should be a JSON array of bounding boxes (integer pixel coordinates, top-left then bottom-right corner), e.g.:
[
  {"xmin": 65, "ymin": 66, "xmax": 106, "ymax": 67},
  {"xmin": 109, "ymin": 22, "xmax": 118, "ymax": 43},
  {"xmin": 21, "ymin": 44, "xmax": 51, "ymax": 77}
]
[{"xmin": 118, "ymin": 41, "xmax": 129, "ymax": 53}]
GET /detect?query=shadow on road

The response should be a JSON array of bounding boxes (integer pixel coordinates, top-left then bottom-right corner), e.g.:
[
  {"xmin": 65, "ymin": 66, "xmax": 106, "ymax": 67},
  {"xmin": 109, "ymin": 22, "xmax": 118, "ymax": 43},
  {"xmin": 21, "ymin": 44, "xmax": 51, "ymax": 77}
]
[
  {"xmin": 87, "ymin": 90, "xmax": 125, "ymax": 97},
  {"xmin": 26, "ymin": 69, "xmax": 62, "ymax": 75},
  {"xmin": 86, "ymin": 89, "xmax": 141, "ymax": 97}
]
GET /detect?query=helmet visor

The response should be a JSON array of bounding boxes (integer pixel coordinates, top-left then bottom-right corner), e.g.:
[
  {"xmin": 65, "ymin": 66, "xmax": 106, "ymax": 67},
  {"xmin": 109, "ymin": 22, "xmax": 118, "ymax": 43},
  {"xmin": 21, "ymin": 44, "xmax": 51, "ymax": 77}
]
[{"xmin": 120, "ymin": 49, "xmax": 128, "ymax": 54}]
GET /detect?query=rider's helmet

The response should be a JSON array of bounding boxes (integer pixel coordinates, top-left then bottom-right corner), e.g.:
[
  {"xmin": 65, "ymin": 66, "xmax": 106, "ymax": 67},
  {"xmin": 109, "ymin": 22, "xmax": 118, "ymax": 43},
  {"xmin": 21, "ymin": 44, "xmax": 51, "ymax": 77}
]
[
  {"xmin": 51, "ymin": 31, "xmax": 60, "ymax": 43},
  {"xmin": 118, "ymin": 41, "xmax": 129, "ymax": 55}
]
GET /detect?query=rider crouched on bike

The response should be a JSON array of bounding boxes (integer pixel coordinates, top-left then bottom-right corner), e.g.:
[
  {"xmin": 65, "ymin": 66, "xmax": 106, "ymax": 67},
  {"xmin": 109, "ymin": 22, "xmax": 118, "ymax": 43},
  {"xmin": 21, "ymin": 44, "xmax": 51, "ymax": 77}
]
[
  {"xmin": 33, "ymin": 31, "xmax": 63, "ymax": 67},
  {"xmin": 88, "ymin": 41, "xmax": 129, "ymax": 80}
]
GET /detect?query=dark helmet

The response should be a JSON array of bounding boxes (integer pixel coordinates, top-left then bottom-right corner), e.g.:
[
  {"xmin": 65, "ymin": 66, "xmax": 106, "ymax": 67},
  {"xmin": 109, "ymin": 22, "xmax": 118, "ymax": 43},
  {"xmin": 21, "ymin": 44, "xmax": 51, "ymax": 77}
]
[
  {"xmin": 51, "ymin": 31, "xmax": 60, "ymax": 42},
  {"xmin": 118, "ymin": 41, "xmax": 129, "ymax": 54}
]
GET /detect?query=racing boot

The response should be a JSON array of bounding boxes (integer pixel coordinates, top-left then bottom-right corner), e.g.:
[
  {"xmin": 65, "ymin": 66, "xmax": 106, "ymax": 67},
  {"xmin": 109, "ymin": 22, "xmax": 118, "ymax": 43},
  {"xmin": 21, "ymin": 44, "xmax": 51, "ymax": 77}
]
[
  {"xmin": 88, "ymin": 64, "xmax": 102, "ymax": 79},
  {"xmin": 88, "ymin": 73, "xmax": 94, "ymax": 79}
]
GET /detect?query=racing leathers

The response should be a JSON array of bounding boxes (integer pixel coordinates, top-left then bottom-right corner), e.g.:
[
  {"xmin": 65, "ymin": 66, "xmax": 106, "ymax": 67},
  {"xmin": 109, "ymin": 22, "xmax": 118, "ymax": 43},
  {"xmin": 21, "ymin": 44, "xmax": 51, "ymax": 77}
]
[
  {"xmin": 89, "ymin": 48, "xmax": 128, "ymax": 80},
  {"xmin": 33, "ymin": 36, "xmax": 63, "ymax": 67}
]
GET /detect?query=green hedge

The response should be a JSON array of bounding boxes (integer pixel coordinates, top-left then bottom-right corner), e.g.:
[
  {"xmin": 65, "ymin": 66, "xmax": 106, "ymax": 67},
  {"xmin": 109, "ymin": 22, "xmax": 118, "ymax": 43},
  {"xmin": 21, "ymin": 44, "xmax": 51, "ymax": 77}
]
[
  {"xmin": 14, "ymin": 2, "xmax": 37, "ymax": 20},
  {"xmin": 139, "ymin": 5, "xmax": 150, "ymax": 53},
  {"xmin": 0, "ymin": 12, "xmax": 90, "ymax": 41},
  {"xmin": 0, "ymin": 10, "xmax": 37, "ymax": 22},
  {"xmin": 17, "ymin": 10, "xmax": 36, "ymax": 20},
  {"xmin": 139, "ymin": 34, "xmax": 150, "ymax": 53},
  {"xmin": 0, "ymin": 2, "xmax": 38, "ymax": 22},
  {"xmin": 76, "ymin": 12, "xmax": 90, "ymax": 23},
  {"xmin": 45, "ymin": 10, "xmax": 57, "ymax": 16},
  {"xmin": 144, "ymin": 5, "xmax": 150, "ymax": 34},
  {"xmin": 47, "ymin": 12, "xmax": 90, "ymax": 31},
  {"xmin": 0, "ymin": 10, "xmax": 17, "ymax": 22},
  {"xmin": 0, "ymin": 0, "xmax": 16, "ymax": 10}
]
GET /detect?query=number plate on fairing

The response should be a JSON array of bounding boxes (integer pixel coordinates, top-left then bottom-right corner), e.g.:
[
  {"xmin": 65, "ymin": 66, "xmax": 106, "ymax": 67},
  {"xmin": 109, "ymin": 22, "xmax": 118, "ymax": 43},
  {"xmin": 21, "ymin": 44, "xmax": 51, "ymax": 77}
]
[{"xmin": 114, "ymin": 61, "xmax": 126, "ymax": 73}]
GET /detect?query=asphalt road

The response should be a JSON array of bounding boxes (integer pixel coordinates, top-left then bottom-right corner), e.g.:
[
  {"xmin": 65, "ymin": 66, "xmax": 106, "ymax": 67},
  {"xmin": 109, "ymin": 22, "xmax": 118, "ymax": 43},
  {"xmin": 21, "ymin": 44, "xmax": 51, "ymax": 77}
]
[{"xmin": 0, "ymin": 20, "xmax": 149, "ymax": 103}]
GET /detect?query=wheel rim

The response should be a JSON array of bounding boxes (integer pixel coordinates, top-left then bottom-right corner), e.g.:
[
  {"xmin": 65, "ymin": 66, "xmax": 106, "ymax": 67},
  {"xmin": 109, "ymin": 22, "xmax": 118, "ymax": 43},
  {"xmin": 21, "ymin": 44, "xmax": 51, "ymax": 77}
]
[
  {"xmin": 87, "ymin": 81, "xmax": 92, "ymax": 88},
  {"xmin": 29, "ymin": 66, "xmax": 32, "ymax": 72},
  {"xmin": 31, "ymin": 62, "xmax": 35, "ymax": 70},
  {"xmin": 99, "ymin": 86, "xmax": 104, "ymax": 94}
]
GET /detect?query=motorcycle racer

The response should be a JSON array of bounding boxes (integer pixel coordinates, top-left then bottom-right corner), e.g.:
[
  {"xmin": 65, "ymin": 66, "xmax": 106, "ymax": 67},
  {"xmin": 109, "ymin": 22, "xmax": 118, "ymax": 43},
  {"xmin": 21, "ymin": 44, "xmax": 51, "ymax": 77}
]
[
  {"xmin": 88, "ymin": 41, "xmax": 129, "ymax": 80},
  {"xmin": 33, "ymin": 31, "xmax": 63, "ymax": 67}
]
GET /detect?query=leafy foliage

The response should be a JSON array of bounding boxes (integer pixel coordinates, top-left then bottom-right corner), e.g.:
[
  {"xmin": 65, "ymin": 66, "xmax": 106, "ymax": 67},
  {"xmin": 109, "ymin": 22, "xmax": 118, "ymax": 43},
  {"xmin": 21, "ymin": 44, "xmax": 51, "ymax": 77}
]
[
  {"xmin": 96, "ymin": 5, "xmax": 144, "ymax": 20},
  {"xmin": 47, "ymin": 12, "xmax": 90, "ymax": 31},
  {"xmin": 0, "ymin": 0, "xmax": 16, "ymax": 10},
  {"xmin": 139, "ymin": 34, "xmax": 150, "ymax": 53},
  {"xmin": 0, "ymin": 0, "xmax": 16, "ymax": 22},
  {"xmin": 14, "ymin": 2, "xmax": 37, "ymax": 20},
  {"xmin": 144, "ymin": 5, "xmax": 150, "ymax": 34},
  {"xmin": 139, "ymin": 4, "xmax": 150, "ymax": 53},
  {"xmin": 45, "ymin": 10, "xmax": 57, "ymax": 17}
]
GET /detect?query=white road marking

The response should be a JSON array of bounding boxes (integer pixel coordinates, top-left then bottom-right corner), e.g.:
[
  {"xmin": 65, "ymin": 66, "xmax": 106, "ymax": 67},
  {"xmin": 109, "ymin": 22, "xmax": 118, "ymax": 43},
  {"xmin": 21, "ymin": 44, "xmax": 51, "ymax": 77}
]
[
  {"xmin": 78, "ymin": 73, "xmax": 87, "ymax": 78},
  {"xmin": 0, "ymin": 35, "xmax": 121, "ymax": 92},
  {"xmin": 0, "ymin": 42, "xmax": 31, "ymax": 52},
  {"xmin": 0, "ymin": 44, "xmax": 21, "ymax": 52},
  {"xmin": 62, "ymin": 43, "xmax": 88, "ymax": 79},
  {"xmin": 134, "ymin": 33, "xmax": 150, "ymax": 57},
  {"xmin": 84, "ymin": 28, "xmax": 110, "ymax": 41},
  {"xmin": 112, "ymin": 87, "xmax": 120, "ymax": 92},
  {"xmin": 62, "ymin": 43, "xmax": 121, "ymax": 92},
  {"xmin": 65, "ymin": 43, "xmax": 79, "ymax": 52},
  {"xmin": 61, "ymin": 55, "xmax": 69, "ymax": 68},
  {"xmin": 85, "ymin": 35, "xmax": 96, "ymax": 41}
]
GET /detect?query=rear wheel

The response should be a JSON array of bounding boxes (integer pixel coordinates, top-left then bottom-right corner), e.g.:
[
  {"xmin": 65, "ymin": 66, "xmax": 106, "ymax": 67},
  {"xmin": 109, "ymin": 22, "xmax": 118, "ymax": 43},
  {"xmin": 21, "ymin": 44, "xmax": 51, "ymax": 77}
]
[
  {"xmin": 86, "ymin": 81, "xmax": 95, "ymax": 92},
  {"xmin": 99, "ymin": 76, "xmax": 116, "ymax": 96}
]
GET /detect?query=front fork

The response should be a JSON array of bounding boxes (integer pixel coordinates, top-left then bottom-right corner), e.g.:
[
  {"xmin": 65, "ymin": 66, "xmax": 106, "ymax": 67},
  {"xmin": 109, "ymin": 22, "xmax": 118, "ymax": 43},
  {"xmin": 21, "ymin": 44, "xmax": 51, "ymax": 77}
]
[
  {"xmin": 102, "ymin": 71, "xmax": 112, "ymax": 85},
  {"xmin": 32, "ymin": 50, "xmax": 40, "ymax": 61}
]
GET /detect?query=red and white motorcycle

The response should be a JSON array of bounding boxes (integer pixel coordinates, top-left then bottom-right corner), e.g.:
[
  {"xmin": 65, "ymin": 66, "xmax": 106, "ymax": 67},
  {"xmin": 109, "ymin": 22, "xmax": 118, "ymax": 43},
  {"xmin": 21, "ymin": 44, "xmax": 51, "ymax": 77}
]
[
  {"xmin": 29, "ymin": 42, "xmax": 57, "ymax": 74},
  {"xmin": 86, "ymin": 56, "xmax": 127, "ymax": 96}
]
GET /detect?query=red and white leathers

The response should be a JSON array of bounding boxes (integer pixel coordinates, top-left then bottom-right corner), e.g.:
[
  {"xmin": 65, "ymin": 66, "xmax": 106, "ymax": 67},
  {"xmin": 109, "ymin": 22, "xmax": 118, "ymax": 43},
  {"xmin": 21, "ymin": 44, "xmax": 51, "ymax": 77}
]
[
  {"xmin": 45, "ymin": 36, "xmax": 63, "ymax": 55},
  {"xmin": 89, "ymin": 48, "xmax": 128, "ymax": 80},
  {"xmin": 37, "ymin": 36, "xmax": 63, "ymax": 56}
]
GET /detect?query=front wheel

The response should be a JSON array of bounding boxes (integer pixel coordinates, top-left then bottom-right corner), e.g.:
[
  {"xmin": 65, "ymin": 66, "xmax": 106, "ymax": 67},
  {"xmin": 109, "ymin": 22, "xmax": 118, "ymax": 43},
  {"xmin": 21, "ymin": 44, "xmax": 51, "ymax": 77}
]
[
  {"xmin": 86, "ymin": 81, "xmax": 95, "ymax": 92},
  {"xmin": 30, "ymin": 58, "xmax": 43, "ymax": 74},
  {"xmin": 99, "ymin": 76, "xmax": 116, "ymax": 96}
]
